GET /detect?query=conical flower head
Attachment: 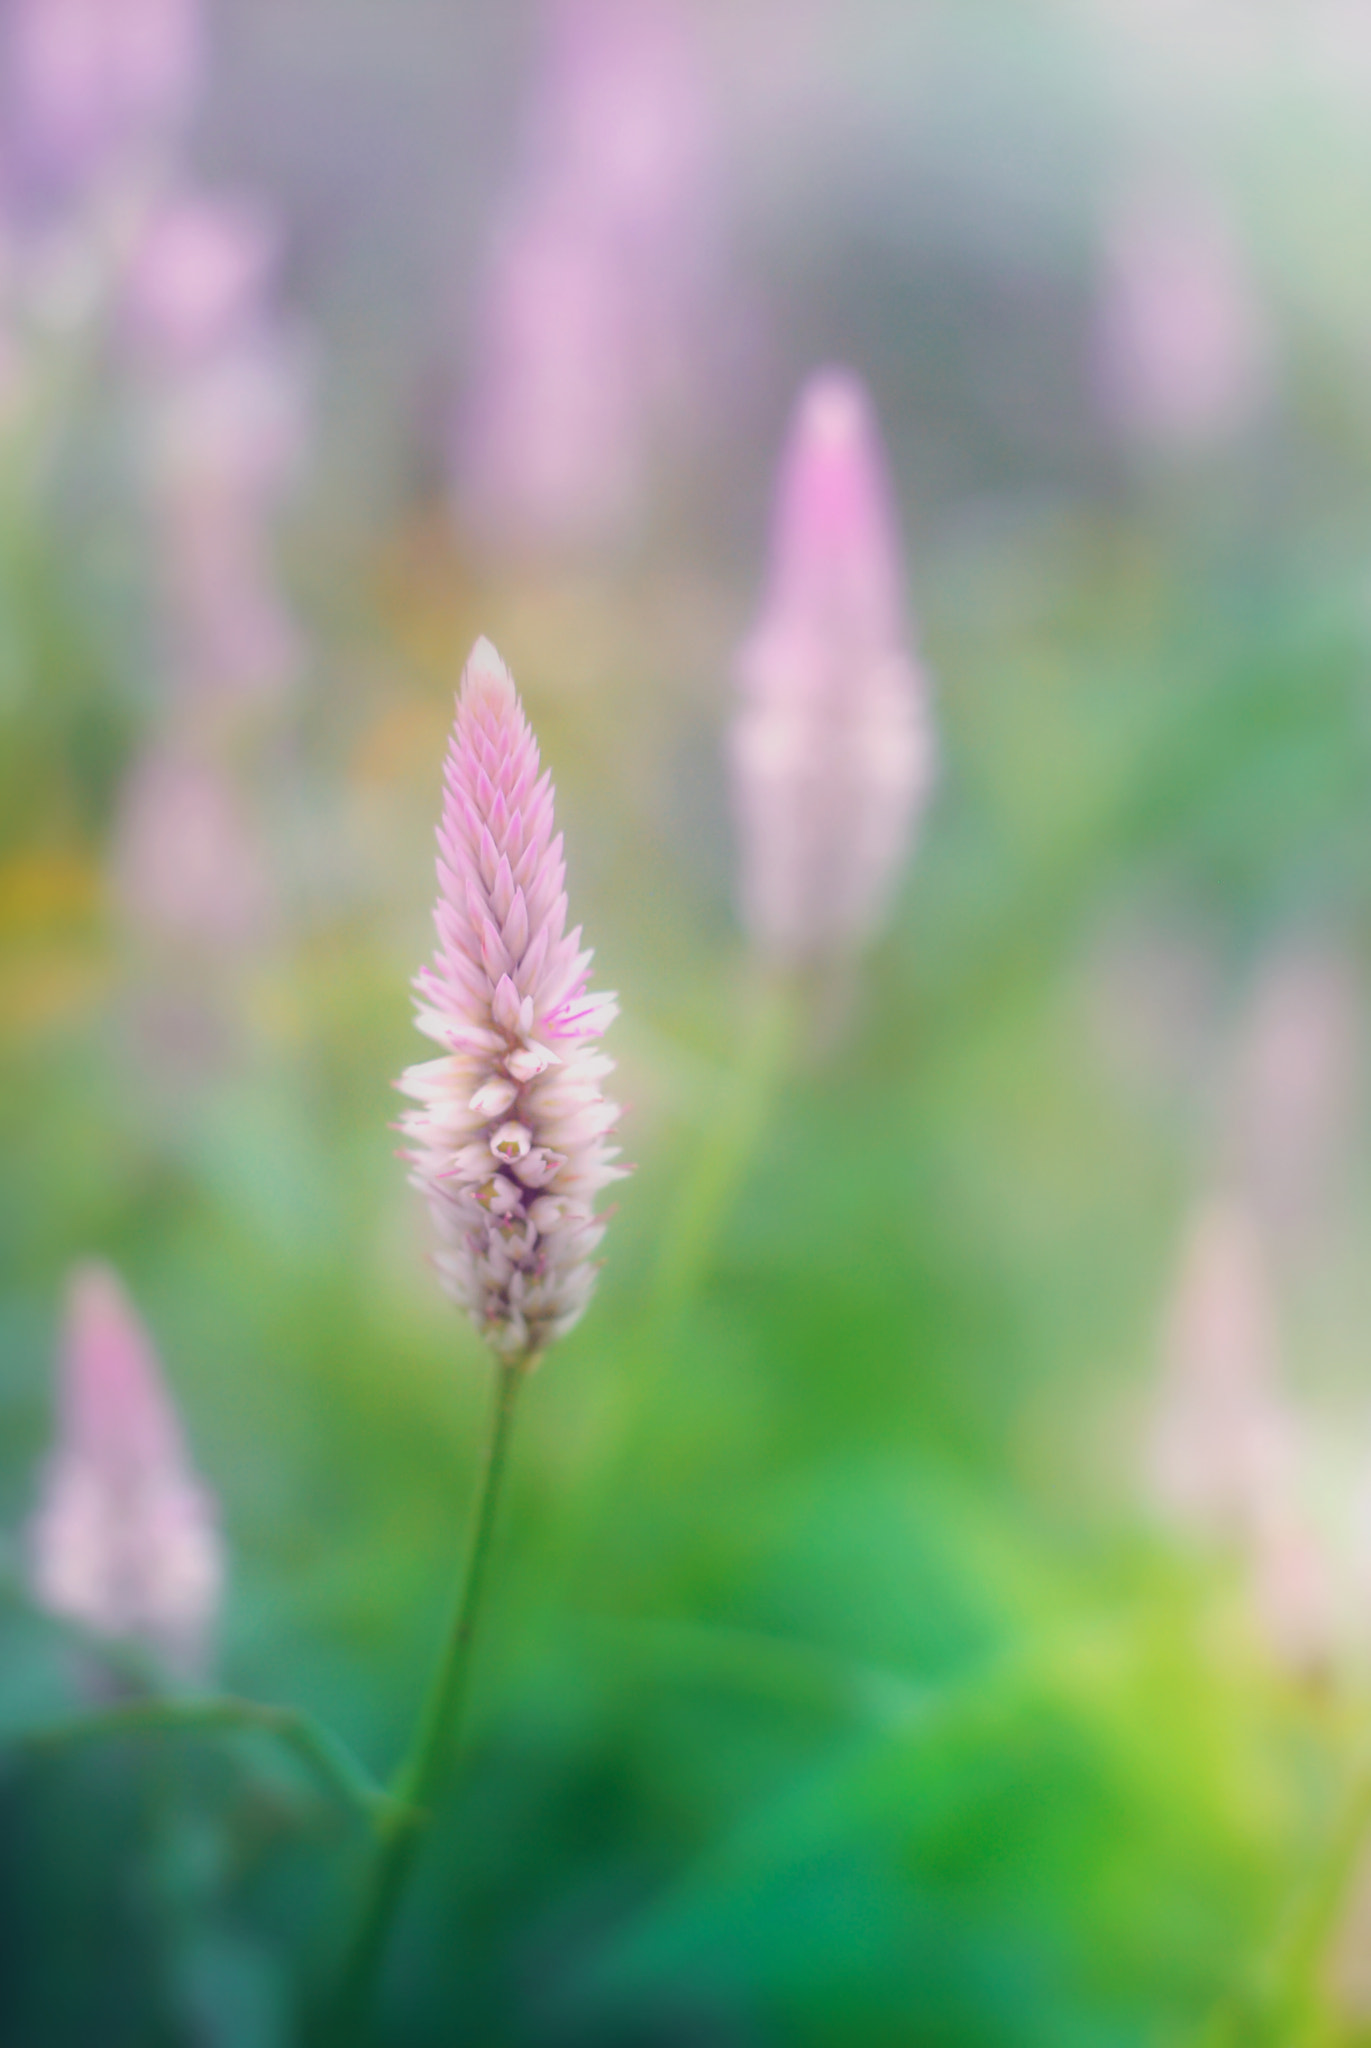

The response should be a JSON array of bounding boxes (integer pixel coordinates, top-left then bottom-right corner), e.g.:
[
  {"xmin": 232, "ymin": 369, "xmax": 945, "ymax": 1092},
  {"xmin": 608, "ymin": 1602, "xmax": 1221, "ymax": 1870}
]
[
  {"xmin": 730, "ymin": 368, "xmax": 936, "ymax": 959},
  {"xmin": 26, "ymin": 1263, "xmax": 224, "ymax": 1678},
  {"xmin": 397, "ymin": 638, "xmax": 624, "ymax": 1361}
]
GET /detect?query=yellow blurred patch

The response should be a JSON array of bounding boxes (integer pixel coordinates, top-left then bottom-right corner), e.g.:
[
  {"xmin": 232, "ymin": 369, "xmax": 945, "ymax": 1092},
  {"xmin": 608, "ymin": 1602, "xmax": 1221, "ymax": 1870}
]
[
  {"xmin": 350, "ymin": 696, "xmax": 452, "ymax": 787},
  {"xmin": 0, "ymin": 852, "xmax": 109, "ymax": 1040},
  {"xmin": 0, "ymin": 849, "xmax": 103, "ymax": 933}
]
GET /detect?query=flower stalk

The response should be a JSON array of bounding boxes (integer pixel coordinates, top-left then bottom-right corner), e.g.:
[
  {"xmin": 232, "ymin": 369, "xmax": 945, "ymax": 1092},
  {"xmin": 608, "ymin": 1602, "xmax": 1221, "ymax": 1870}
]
[{"xmin": 334, "ymin": 1357, "xmax": 527, "ymax": 2033}]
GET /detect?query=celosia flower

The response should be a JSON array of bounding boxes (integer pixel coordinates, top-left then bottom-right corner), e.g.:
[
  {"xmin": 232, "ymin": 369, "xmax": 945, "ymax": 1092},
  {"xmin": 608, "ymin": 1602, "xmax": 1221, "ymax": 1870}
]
[
  {"xmin": 452, "ymin": 208, "xmax": 644, "ymax": 552},
  {"xmin": 1147, "ymin": 1197, "xmax": 1341, "ymax": 1672},
  {"xmin": 397, "ymin": 638, "xmax": 624, "ymax": 1362},
  {"xmin": 1147, "ymin": 1197, "xmax": 1296, "ymax": 1538},
  {"xmin": 3, "ymin": 0, "xmax": 202, "ymax": 199},
  {"xmin": 112, "ymin": 738, "xmax": 272, "ymax": 946},
  {"xmin": 125, "ymin": 195, "xmax": 307, "ymax": 701},
  {"xmin": 1092, "ymin": 179, "xmax": 1272, "ymax": 451},
  {"xmin": 1226, "ymin": 943, "xmax": 1360, "ymax": 1248},
  {"xmin": 26, "ymin": 1262, "xmax": 223, "ymax": 1678},
  {"xmin": 120, "ymin": 192, "xmax": 278, "ymax": 367},
  {"xmin": 1248, "ymin": 1488, "xmax": 1336, "ymax": 1679},
  {"xmin": 450, "ymin": 0, "xmax": 716, "ymax": 554},
  {"xmin": 730, "ymin": 368, "xmax": 936, "ymax": 959}
]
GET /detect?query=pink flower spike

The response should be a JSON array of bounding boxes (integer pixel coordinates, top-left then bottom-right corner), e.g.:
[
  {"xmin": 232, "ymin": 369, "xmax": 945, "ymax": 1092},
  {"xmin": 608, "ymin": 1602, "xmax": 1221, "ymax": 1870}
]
[
  {"xmin": 121, "ymin": 194, "xmax": 279, "ymax": 368},
  {"xmin": 26, "ymin": 1263, "xmax": 224, "ymax": 1679},
  {"xmin": 449, "ymin": 0, "xmax": 718, "ymax": 559},
  {"xmin": 1092, "ymin": 179, "xmax": 1273, "ymax": 454},
  {"xmin": 730, "ymin": 369, "xmax": 937, "ymax": 960},
  {"xmin": 763, "ymin": 371, "xmax": 905, "ymax": 654},
  {"xmin": 1146, "ymin": 1198, "xmax": 1298, "ymax": 1540},
  {"xmin": 397, "ymin": 638, "xmax": 626, "ymax": 1363},
  {"xmin": 112, "ymin": 740, "xmax": 272, "ymax": 947}
]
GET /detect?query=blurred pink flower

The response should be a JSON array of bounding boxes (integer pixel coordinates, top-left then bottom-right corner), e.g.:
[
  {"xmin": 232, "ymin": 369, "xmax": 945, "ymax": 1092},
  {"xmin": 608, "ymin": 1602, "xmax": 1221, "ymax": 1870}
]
[
  {"xmin": 453, "ymin": 210, "xmax": 643, "ymax": 552},
  {"xmin": 526, "ymin": 0, "xmax": 715, "ymax": 257},
  {"xmin": 3, "ymin": 0, "xmax": 202, "ymax": 196},
  {"xmin": 1249, "ymin": 1489, "xmax": 1337, "ymax": 1679},
  {"xmin": 1227, "ymin": 944, "xmax": 1361, "ymax": 1246},
  {"xmin": 451, "ymin": 0, "xmax": 717, "ymax": 552},
  {"xmin": 730, "ymin": 368, "xmax": 936, "ymax": 958},
  {"xmin": 397, "ymin": 638, "xmax": 626, "ymax": 1362},
  {"xmin": 1147, "ymin": 1198, "xmax": 1296, "ymax": 1538},
  {"xmin": 120, "ymin": 192, "xmax": 278, "ymax": 367},
  {"xmin": 26, "ymin": 1262, "xmax": 223, "ymax": 1678},
  {"xmin": 1093, "ymin": 180, "xmax": 1273, "ymax": 451},
  {"xmin": 134, "ymin": 272, "xmax": 309, "ymax": 699},
  {"xmin": 1147, "ymin": 1197, "xmax": 1341, "ymax": 1670},
  {"xmin": 112, "ymin": 740, "xmax": 273, "ymax": 946}
]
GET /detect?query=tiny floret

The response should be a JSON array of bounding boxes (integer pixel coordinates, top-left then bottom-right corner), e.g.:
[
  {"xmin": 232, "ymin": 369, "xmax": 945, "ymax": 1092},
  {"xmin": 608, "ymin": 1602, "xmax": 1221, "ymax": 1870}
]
[
  {"xmin": 26, "ymin": 1263, "xmax": 223, "ymax": 1678},
  {"xmin": 397, "ymin": 637, "xmax": 625, "ymax": 1361}
]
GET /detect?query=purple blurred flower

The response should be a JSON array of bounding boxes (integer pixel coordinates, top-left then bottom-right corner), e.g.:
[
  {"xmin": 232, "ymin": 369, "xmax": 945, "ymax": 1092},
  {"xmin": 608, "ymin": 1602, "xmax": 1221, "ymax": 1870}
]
[
  {"xmin": 729, "ymin": 368, "xmax": 936, "ymax": 959},
  {"xmin": 1093, "ymin": 180, "xmax": 1273, "ymax": 451},
  {"xmin": 146, "ymin": 346, "xmax": 306, "ymax": 698},
  {"xmin": 112, "ymin": 738, "xmax": 273, "ymax": 946},
  {"xmin": 454, "ymin": 209, "xmax": 643, "ymax": 552},
  {"xmin": 120, "ymin": 191, "xmax": 278, "ymax": 367},
  {"xmin": 125, "ymin": 194, "xmax": 308, "ymax": 699},
  {"xmin": 26, "ymin": 1262, "xmax": 223, "ymax": 1678},
  {"xmin": 0, "ymin": 210, "xmax": 24, "ymax": 420},
  {"xmin": 451, "ymin": 0, "xmax": 717, "ymax": 552},
  {"xmin": 3, "ymin": 0, "xmax": 202, "ymax": 199},
  {"xmin": 397, "ymin": 638, "xmax": 625, "ymax": 1362},
  {"xmin": 526, "ymin": 0, "xmax": 715, "ymax": 253}
]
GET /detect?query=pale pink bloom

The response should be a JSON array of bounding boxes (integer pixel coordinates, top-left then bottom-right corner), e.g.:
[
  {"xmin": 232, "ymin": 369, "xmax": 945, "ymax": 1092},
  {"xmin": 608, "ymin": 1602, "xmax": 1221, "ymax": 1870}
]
[
  {"xmin": 1226, "ymin": 945, "xmax": 1361, "ymax": 1245},
  {"xmin": 526, "ymin": 0, "xmax": 714, "ymax": 259},
  {"xmin": 3, "ymin": 0, "xmax": 202, "ymax": 196},
  {"xmin": 112, "ymin": 740, "xmax": 272, "ymax": 946},
  {"xmin": 27, "ymin": 1263, "xmax": 223, "ymax": 1677},
  {"xmin": 120, "ymin": 192, "xmax": 278, "ymax": 367},
  {"xmin": 114, "ymin": 189, "xmax": 305, "ymax": 701},
  {"xmin": 730, "ymin": 369, "xmax": 936, "ymax": 958},
  {"xmin": 453, "ymin": 208, "xmax": 644, "ymax": 551},
  {"xmin": 396, "ymin": 638, "xmax": 625, "ymax": 1362},
  {"xmin": 138, "ymin": 319, "xmax": 308, "ymax": 698},
  {"xmin": 1093, "ymin": 181, "xmax": 1273, "ymax": 451},
  {"xmin": 451, "ymin": 0, "xmax": 716, "ymax": 552},
  {"xmin": 1147, "ymin": 1198, "xmax": 1298, "ymax": 1539},
  {"xmin": 1248, "ymin": 1491, "xmax": 1337, "ymax": 1678},
  {"xmin": 1147, "ymin": 1198, "xmax": 1343, "ymax": 1671}
]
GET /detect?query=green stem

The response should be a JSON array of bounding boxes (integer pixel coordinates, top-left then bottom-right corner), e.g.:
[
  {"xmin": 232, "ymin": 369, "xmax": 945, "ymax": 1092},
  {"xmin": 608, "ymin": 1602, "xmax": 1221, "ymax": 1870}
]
[
  {"xmin": 19, "ymin": 1695, "xmax": 392, "ymax": 1827},
  {"xmin": 332, "ymin": 1357, "xmax": 526, "ymax": 2036}
]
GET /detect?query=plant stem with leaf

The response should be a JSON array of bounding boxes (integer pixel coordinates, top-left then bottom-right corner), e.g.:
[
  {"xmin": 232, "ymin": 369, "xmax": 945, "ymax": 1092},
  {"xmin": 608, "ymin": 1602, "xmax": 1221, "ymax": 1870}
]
[{"xmin": 332, "ymin": 1357, "xmax": 526, "ymax": 2036}]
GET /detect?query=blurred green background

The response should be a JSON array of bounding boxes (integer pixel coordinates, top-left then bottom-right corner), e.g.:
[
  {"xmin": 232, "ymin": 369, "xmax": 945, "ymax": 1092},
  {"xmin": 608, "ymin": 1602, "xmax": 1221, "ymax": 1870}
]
[{"xmin": 5, "ymin": 1, "xmax": 1371, "ymax": 2042}]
